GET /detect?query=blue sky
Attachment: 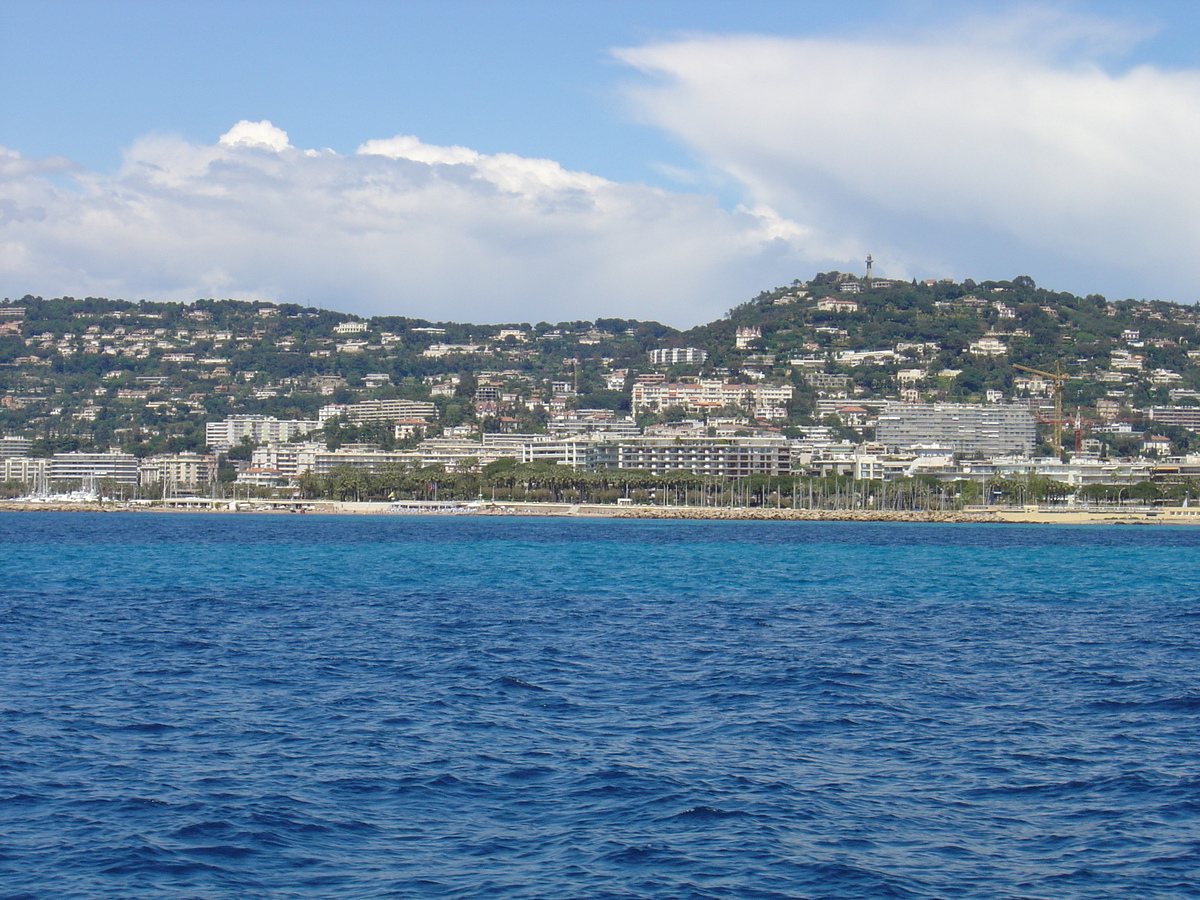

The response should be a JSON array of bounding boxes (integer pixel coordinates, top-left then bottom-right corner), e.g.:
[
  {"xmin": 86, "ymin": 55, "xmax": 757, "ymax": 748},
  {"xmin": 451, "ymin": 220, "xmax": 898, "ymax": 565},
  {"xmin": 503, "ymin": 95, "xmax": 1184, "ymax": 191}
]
[
  {"xmin": 4, "ymin": 0, "xmax": 1200, "ymax": 325},
  {"xmin": 0, "ymin": 1, "xmax": 996, "ymax": 178}
]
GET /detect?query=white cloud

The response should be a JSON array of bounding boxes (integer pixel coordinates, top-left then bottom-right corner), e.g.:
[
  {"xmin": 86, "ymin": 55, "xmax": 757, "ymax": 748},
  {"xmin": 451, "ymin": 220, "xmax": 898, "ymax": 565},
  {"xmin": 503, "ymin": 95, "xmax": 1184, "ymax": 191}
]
[
  {"xmin": 0, "ymin": 125, "xmax": 836, "ymax": 326},
  {"xmin": 218, "ymin": 120, "xmax": 292, "ymax": 152},
  {"xmin": 615, "ymin": 9, "xmax": 1200, "ymax": 302}
]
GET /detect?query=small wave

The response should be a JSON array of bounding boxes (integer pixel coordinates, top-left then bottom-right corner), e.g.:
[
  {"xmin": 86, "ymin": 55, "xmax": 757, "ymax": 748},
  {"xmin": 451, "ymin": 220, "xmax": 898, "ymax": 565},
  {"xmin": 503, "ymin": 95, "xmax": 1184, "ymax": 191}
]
[
  {"xmin": 1090, "ymin": 695, "xmax": 1200, "ymax": 712},
  {"xmin": 1147, "ymin": 696, "xmax": 1200, "ymax": 712},
  {"xmin": 168, "ymin": 639, "xmax": 215, "ymax": 651},
  {"xmin": 667, "ymin": 805, "xmax": 744, "ymax": 821},
  {"xmin": 494, "ymin": 676, "xmax": 548, "ymax": 692},
  {"xmin": 99, "ymin": 844, "xmax": 232, "ymax": 878},
  {"xmin": 169, "ymin": 819, "xmax": 236, "ymax": 841},
  {"xmin": 114, "ymin": 721, "xmax": 179, "ymax": 733},
  {"xmin": 182, "ymin": 843, "xmax": 259, "ymax": 861},
  {"xmin": 601, "ymin": 843, "xmax": 681, "ymax": 867},
  {"xmin": 501, "ymin": 766, "xmax": 556, "ymax": 782},
  {"xmin": 0, "ymin": 792, "xmax": 44, "ymax": 805}
]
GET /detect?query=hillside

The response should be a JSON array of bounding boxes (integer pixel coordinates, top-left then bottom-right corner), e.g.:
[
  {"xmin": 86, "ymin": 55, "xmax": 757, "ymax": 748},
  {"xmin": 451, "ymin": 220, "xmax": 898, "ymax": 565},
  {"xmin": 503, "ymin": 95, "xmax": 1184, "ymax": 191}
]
[{"xmin": 1, "ymin": 272, "xmax": 1199, "ymax": 458}]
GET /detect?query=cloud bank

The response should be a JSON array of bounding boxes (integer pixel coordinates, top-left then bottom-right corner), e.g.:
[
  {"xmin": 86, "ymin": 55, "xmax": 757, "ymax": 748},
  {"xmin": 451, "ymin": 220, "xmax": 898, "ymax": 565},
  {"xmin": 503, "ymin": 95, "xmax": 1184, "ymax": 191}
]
[
  {"xmin": 615, "ymin": 8, "xmax": 1200, "ymax": 303},
  {"xmin": 6, "ymin": 8, "xmax": 1193, "ymax": 326},
  {"xmin": 0, "ymin": 122, "xmax": 829, "ymax": 327}
]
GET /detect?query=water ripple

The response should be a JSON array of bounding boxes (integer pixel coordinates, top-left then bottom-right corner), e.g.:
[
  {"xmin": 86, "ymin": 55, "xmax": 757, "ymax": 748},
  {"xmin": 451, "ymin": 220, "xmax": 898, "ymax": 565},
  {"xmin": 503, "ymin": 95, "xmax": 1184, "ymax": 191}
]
[{"xmin": 1, "ymin": 513, "xmax": 1198, "ymax": 898}]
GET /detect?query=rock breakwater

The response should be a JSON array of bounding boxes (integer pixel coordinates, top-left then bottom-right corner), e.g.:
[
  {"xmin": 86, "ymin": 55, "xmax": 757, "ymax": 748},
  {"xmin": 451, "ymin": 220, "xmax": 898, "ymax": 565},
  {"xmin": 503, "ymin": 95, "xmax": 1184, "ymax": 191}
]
[{"xmin": 611, "ymin": 506, "xmax": 1000, "ymax": 523}]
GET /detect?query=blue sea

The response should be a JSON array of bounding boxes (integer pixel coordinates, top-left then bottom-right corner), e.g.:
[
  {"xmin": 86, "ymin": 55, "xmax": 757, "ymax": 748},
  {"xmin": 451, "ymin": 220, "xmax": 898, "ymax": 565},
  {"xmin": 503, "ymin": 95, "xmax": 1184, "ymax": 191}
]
[{"xmin": 2, "ymin": 512, "xmax": 1199, "ymax": 899}]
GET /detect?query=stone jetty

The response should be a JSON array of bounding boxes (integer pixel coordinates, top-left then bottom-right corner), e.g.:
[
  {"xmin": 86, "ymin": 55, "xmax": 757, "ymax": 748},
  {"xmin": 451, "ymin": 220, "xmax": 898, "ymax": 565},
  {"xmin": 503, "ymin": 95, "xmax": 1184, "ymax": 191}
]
[{"xmin": 609, "ymin": 506, "xmax": 1000, "ymax": 523}]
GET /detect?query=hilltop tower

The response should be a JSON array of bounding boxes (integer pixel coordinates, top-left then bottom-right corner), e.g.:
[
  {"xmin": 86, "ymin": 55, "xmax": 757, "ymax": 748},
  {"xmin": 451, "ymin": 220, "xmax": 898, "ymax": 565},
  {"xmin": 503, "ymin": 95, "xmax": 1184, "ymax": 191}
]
[{"xmin": 865, "ymin": 254, "xmax": 873, "ymax": 283}]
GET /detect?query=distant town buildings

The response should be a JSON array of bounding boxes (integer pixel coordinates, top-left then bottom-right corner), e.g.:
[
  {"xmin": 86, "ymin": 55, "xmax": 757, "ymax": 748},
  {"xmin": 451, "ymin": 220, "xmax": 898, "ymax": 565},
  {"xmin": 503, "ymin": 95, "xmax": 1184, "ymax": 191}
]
[{"xmin": 2, "ymin": 279, "xmax": 1200, "ymax": 506}]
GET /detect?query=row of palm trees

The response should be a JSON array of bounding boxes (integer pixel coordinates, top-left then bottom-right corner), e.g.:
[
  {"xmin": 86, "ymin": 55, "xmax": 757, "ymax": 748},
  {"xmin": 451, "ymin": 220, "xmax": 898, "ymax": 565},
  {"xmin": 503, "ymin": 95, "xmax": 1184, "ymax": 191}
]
[
  {"xmin": 985, "ymin": 475, "xmax": 1200, "ymax": 506},
  {"xmin": 289, "ymin": 461, "xmax": 1200, "ymax": 509},
  {"xmin": 285, "ymin": 461, "xmax": 1053, "ymax": 510}
]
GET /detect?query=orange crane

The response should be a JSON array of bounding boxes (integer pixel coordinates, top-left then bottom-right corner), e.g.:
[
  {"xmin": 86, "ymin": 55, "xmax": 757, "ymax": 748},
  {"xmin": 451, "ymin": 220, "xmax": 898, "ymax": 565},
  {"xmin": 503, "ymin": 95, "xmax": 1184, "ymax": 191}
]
[{"xmin": 1013, "ymin": 362, "xmax": 1066, "ymax": 455}]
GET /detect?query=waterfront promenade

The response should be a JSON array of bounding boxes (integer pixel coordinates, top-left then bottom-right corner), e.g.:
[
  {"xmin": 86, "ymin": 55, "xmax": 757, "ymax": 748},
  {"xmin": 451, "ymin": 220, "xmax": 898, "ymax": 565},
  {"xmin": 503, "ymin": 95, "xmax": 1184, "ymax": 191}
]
[{"xmin": 3, "ymin": 497, "xmax": 1199, "ymax": 524}]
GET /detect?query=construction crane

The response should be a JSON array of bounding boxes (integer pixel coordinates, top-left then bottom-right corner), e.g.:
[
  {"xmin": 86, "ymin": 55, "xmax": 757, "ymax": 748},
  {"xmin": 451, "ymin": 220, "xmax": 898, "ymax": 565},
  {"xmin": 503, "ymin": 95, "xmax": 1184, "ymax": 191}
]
[{"xmin": 1013, "ymin": 362, "xmax": 1066, "ymax": 455}]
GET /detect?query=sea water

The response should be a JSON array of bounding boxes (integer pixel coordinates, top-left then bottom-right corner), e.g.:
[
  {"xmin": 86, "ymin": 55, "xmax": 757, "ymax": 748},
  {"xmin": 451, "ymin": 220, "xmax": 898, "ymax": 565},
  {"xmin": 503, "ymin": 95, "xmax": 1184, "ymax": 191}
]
[{"xmin": 1, "ymin": 512, "xmax": 1198, "ymax": 899}]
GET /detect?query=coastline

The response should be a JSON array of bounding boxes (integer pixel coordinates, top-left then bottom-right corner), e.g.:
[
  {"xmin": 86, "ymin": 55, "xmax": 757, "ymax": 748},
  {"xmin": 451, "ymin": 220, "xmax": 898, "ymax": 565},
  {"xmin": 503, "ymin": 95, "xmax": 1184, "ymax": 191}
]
[{"xmin": 2, "ymin": 498, "xmax": 1198, "ymax": 525}]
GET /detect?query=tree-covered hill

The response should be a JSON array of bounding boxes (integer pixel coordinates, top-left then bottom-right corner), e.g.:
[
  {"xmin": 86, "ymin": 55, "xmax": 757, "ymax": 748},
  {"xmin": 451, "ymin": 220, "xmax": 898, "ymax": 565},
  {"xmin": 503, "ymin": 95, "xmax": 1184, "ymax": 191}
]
[{"xmin": 2, "ymin": 272, "xmax": 1198, "ymax": 457}]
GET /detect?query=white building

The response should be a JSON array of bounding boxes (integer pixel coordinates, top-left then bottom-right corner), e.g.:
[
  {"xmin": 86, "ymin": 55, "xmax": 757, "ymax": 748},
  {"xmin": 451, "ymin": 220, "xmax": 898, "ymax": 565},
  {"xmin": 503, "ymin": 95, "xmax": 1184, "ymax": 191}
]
[
  {"xmin": 1149, "ymin": 406, "xmax": 1200, "ymax": 430},
  {"xmin": 876, "ymin": 402, "xmax": 1037, "ymax": 456},
  {"xmin": 735, "ymin": 327, "xmax": 761, "ymax": 350},
  {"xmin": 0, "ymin": 436, "xmax": 33, "ymax": 457},
  {"xmin": 235, "ymin": 467, "xmax": 288, "ymax": 488},
  {"xmin": 139, "ymin": 453, "xmax": 218, "ymax": 488},
  {"xmin": 318, "ymin": 399, "xmax": 438, "ymax": 426},
  {"xmin": 296, "ymin": 444, "xmax": 419, "ymax": 477},
  {"xmin": 649, "ymin": 347, "xmax": 709, "ymax": 365},
  {"xmin": 631, "ymin": 378, "xmax": 793, "ymax": 420},
  {"xmin": 1, "ymin": 455, "xmax": 48, "ymax": 484},
  {"xmin": 252, "ymin": 443, "xmax": 314, "ymax": 481},
  {"xmin": 422, "ymin": 342, "xmax": 488, "ymax": 357},
  {"xmin": 547, "ymin": 411, "xmax": 641, "ymax": 438},
  {"xmin": 968, "ymin": 337, "xmax": 1008, "ymax": 356},
  {"xmin": 589, "ymin": 436, "xmax": 791, "ymax": 477},
  {"xmin": 51, "ymin": 451, "xmax": 139, "ymax": 485},
  {"xmin": 519, "ymin": 437, "xmax": 604, "ymax": 468},
  {"xmin": 836, "ymin": 349, "xmax": 898, "ymax": 367},
  {"xmin": 816, "ymin": 298, "xmax": 860, "ymax": 313},
  {"xmin": 206, "ymin": 416, "xmax": 320, "ymax": 451},
  {"xmin": 415, "ymin": 438, "xmax": 521, "ymax": 471}
]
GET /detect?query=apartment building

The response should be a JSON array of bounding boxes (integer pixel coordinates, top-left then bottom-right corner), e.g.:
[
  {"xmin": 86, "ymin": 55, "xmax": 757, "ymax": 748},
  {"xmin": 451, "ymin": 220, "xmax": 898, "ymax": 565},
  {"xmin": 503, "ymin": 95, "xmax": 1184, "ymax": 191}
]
[
  {"xmin": 318, "ymin": 399, "xmax": 438, "ymax": 426},
  {"xmin": 546, "ymin": 411, "xmax": 641, "ymax": 438},
  {"xmin": 631, "ymin": 378, "xmax": 793, "ymax": 419},
  {"xmin": 50, "ymin": 451, "xmax": 140, "ymax": 485},
  {"xmin": 0, "ymin": 436, "xmax": 33, "ymax": 457},
  {"xmin": 1, "ymin": 455, "xmax": 47, "ymax": 483},
  {"xmin": 206, "ymin": 415, "xmax": 319, "ymax": 451},
  {"xmin": 1149, "ymin": 406, "xmax": 1200, "ymax": 430},
  {"xmin": 512, "ymin": 438, "xmax": 595, "ymax": 468},
  {"xmin": 416, "ymin": 437, "xmax": 521, "ymax": 471},
  {"xmin": 296, "ymin": 444, "xmax": 418, "ymax": 476},
  {"xmin": 876, "ymin": 402, "xmax": 1037, "ymax": 456},
  {"xmin": 138, "ymin": 453, "xmax": 218, "ymax": 488},
  {"xmin": 648, "ymin": 347, "xmax": 709, "ymax": 365},
  {"xmin": 590, "ymin": 436, "xmax": 791, "ymax": 478}
]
